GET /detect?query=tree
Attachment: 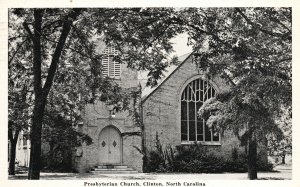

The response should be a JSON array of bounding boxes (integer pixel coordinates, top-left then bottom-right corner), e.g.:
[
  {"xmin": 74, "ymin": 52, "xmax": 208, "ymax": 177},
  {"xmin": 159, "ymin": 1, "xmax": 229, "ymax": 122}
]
[
  {"xmin": 41, "ymin": 111, "xmax": 93, "ymax": 171},
  {"xmin": 8, "ymin": 83, "xmax": 32, "ymax": 175},
  {"xmin": 9, "ymin": 8, "xmax": 181, "ymax": 179},
  {"xmin": 268, "ymin": 107, "xmax": 292, "ymax": 164},
  {"xmin": 40, "ymin": 64, "xmax": 94, "ymax": 171},
  {"xmin": 19, "ymin": 9, "xmax": 84, "ymax": 179},
  {"xmin": 8, "ymin": 25, "xmax": 33, "ymax": 174},
  {"xmin": 191, "ymin": 8, "xmax": 292, "ymax": 179},
  {"xmin": 9, "ymin": 7, "xmax": 291, "ymax": 180}
]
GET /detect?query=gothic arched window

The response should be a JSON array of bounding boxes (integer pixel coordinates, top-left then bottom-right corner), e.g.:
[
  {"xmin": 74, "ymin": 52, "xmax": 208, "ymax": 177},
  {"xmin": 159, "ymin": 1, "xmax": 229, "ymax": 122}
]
[
  {"xmin": 181, "ymin": 78, "xmax": 220, "ymax": 143},
  {"xmin": 102, "ymin": 46, "xmax": 121, "ymax": 79}
]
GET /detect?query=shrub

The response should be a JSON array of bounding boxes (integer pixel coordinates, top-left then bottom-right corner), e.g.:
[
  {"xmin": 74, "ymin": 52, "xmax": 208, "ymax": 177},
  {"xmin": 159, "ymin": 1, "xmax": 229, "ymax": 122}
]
[
  {"xmin": 143, "ymin": 150, "xmax": 165, "ymax": 173},
  {"xmin": 171, "ymin": 144, "xmax": 225, "ymax": 173},
  {"xmin": 257, "ymin": 154, "xmax": 274, "ymax": 171},
  {"xmin": 143, "ymin": 133, "xmax": 173, "ymax": 173},
  {"xmin": 144, "ymin": 140, "xmax": 273, "ymax": 173}
]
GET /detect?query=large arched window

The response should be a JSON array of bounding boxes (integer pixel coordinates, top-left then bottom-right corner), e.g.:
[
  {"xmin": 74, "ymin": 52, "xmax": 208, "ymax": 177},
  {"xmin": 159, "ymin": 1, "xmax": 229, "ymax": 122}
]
[
  {"xmin": 181, "ymin": 78, "xmax": 219, "ymax": 143},
  {"xmin": 102, "ymin": 46, "xmax": 121, "ymax": 79}
]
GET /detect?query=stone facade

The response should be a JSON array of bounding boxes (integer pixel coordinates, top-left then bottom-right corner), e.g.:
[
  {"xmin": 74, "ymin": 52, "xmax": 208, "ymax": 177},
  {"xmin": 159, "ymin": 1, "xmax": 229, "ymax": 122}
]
[
  {"xmin": 75, "ymin": 53, "xmax": 268, "ymax": 173},
  {"xmin": 142, "ymin": 54, "xmax": 268, "ymax": 163},
  {"xmin": 142, "ymin": 54, "xmax": 240, "ymax": 158},
  {"xmin": 74, "ymin": 63, "xmax": 143, "ymax": 173}
]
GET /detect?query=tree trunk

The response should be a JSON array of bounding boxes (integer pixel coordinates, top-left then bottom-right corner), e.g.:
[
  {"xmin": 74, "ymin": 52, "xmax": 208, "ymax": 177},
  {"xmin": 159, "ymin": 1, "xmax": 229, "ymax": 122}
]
[
  {"xmin": 247, "ymin": 137, "xmax": 258, "ymax": 180},
  {"xmin": 28, "ymin": 96, "xmax": 47, "ymax": 179},
  {"xmin": 25, "ymin": 9, "xmax": 79, "ymax": 179},
  {"xmin": 8, "ymin": 126, "xmax": 20, "ymax": 175},
  {"xmin": 8, "ymin": 139, "xmax": 17, "ymax": 175},
  {"xmin": 47, "ymin": 141, "xmax": 54, "ymax": 169}
]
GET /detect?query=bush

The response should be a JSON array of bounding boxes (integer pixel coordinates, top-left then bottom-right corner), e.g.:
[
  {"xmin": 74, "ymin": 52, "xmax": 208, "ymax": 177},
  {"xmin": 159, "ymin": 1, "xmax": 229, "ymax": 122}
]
[
  {"xmin": 40, "ymin": 147, "xmax": 74, "ymax": 172},
  {"xmin": 144, "ymin": 140, "xmax": 273, "ymax": 173},
  {"xmin": 143, "ymin": 150, "xmax": 165, "ymax": 173},
  {"xmin": 171, "ymin": 144, "xmax": 225, "ymax": 173},
  {"xmin": 257, "ymin": 158, "xmax": 274, "ymax": 171},
  {"xmin": 143, "ymin": 133, "xmax": 174, "ymax": 173}
]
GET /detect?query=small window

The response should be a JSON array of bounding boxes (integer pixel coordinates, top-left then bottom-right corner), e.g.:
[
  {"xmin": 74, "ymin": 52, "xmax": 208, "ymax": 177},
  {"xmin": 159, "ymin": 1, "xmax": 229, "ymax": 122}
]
[
  {"xmin": 102, "ymin": 46, "xmax": 121, "ymax": 79},
  {"xmin": 181, "ymin": 78, "xmax": 220, "ymax": 143},
  {"xmin": 23, "ymin": 136, "xmax": 27, "ymax": 147}
]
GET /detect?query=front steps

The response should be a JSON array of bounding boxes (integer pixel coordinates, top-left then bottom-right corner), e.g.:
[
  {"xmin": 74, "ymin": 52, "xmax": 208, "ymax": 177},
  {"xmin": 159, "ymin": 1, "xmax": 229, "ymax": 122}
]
[{"xmin": 90, "ymin": 165, "xmax": 138, "ymax": 174}]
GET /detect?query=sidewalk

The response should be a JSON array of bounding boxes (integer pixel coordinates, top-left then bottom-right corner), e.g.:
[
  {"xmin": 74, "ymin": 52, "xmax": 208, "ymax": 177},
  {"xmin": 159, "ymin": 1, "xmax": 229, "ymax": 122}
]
[{"xmin": 8, "ymin": 165, "xmax": 292, "ymax": 180}]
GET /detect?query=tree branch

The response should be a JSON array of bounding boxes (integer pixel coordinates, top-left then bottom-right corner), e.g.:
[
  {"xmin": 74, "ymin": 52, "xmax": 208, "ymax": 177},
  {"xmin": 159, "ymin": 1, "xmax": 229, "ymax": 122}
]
[
  {"xmin": 9, "ymin": 35, "xmax": 28, "ymax": 41},
  {"xmin": 71, "ymin": 25, "xmax": 95, "ymax": 59},
  {"xmin": 276, "ymin": 57, "xmax": 292, "ymax": 64},
  {"xmin": 22, "ymin": 22, "xmax": 34, "ymax": 42},
  {"xmin": 235, "ymin": 8, "xmax": 291, "ymax": 40},
  {"xmin": 8, "ymin": 38, "xmax": 29, "ymax": 64},
  {"xmin": 143, "ymin": 23, "xmax": 171, "ymax": 52},
  {"xmin": 171, "ymin": 17, "xmax": 233, "ymax": 49},
  {"xmin": 221, "ymin": 71, "xmax": 236, "ymax": 87},
  {"xmin": 42, "ymin": 20, "xmax": 72, "ymax": 95},
  {"xmin": 270, "ymin": 16, "xmax": 291, "ymax": 33},
  {"xmin": 43, "ymin": 9, "xmax": 82, "ymax": 95},
  {"xmin": 42, "ymin": 36, "xmax": 98, "ymax": 61}
]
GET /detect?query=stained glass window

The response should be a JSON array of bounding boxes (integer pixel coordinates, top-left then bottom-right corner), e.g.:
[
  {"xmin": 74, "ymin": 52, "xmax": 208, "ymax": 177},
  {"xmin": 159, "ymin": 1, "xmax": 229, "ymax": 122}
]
[{"xmin": 181, "ymin": 79, "xmax": 219, "ymax": 142}]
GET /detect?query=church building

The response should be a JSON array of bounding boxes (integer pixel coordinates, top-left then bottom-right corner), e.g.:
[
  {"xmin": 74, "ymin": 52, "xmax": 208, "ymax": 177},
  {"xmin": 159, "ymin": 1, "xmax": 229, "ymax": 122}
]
[{"xmin": 73, "ymin": 46, "xmax": 246, "ymax": 173}]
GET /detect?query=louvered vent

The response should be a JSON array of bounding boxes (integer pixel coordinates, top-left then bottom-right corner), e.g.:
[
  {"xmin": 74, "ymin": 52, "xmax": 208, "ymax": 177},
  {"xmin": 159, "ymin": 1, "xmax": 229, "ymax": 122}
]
[{"xmin": 102, "ymin": 46, "xmax": 121, "ymax": 79}]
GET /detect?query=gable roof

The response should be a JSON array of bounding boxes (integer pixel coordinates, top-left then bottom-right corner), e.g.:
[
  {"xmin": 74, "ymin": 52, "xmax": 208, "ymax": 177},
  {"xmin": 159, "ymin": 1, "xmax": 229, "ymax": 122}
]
[{"xmin": 141, "ymin": 52, "xmax": 193, "ymax": 103}]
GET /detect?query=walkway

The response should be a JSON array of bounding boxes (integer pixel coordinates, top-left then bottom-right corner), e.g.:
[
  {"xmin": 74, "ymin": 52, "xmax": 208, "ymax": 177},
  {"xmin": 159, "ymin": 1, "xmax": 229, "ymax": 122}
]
[{"xmin": 8, "ymin": 165, "xmax": 292, "ymax": 180}]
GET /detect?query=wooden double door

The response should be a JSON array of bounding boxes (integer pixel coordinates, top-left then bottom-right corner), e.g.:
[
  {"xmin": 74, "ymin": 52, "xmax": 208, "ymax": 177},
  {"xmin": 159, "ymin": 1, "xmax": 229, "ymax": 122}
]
[{"xmin": 98, "ymin": 126, "xmax": 122, "ymax": 164}]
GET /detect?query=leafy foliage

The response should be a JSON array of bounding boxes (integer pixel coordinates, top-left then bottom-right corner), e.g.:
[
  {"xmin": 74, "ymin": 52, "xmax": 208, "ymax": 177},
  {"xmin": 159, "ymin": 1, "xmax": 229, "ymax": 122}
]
[
  {"xmin": 196, "ymin": 7, "xmax": 291, "ymax": 147},
  {"xmin": 8, "ymin": 8, "xmax": 182, "ymax": 178},
  {"xmin": 144, "ymin": 141, "xmax": 273, "ymax": 173},
  {"xmin": 199, "ymin": 74, "xmax": 287, "ymax": 144},
  {"xmin": 8, "ymin": 10, "xmax": 33, "ymax": 134},
  {"xmin": 8, "ymin": 19, "xmax": 34, "ymax": 174},
  {"xmin": 194, "ymin": 8, "xmax": 291, "ymax": 179},
  {"xmin": 41, "ymin": 112, "xmax": 92, "ymax": 171},
  {"xmin": 267, "ymin": 107, "xmax": 292, "ymax": 164},
  {"xmin": 9, "ymin": 8, "xmax": 181, "ymax": 118},
  {"xmin": 8, "ymin": 8, "xmax": 291, "ymax": 179},
  {"xmin": 92, "ymin": 8, "xmax": 183, "ymax": 86}
]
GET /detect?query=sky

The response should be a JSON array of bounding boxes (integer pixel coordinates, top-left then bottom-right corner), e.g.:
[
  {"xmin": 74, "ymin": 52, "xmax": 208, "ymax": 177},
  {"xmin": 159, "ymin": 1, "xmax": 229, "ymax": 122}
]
[{"xmin": 170, "ymin": 33, "xmax": 193, "ymax": 57}]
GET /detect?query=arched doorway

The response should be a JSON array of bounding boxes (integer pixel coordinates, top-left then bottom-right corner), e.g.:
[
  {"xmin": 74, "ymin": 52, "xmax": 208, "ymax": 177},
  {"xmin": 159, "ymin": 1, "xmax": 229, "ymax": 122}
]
[{"xmin": 98, "ymin": 126, "xmax": 122, "ymax": 164}]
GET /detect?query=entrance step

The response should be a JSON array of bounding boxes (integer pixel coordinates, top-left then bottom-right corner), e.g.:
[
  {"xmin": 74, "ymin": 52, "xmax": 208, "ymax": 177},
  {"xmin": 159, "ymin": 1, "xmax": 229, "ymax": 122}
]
[
  {"xmin": 91, "ymin": 165, "xmax": 138, "ymax": 174},
  {"xmin": 96, "ymin": 165, "xmax": 128, "ymax": 169}
]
